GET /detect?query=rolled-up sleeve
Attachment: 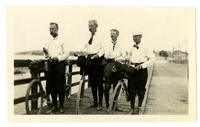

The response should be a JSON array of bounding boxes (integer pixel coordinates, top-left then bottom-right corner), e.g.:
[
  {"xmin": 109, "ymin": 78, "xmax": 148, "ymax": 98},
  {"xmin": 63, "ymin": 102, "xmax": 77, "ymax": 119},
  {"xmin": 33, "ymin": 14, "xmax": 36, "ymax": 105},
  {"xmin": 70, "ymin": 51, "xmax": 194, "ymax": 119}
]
[
  {"xmin": 141, "ymin": 49, "xmax": 155, "ymax": 68},
  {"xmin": 57, "ymin": 42, "xmax": 69, "ymax": 62},
  {"xmin": 97, "ymin": 40, "xmax": 104, "ymax": 57}
]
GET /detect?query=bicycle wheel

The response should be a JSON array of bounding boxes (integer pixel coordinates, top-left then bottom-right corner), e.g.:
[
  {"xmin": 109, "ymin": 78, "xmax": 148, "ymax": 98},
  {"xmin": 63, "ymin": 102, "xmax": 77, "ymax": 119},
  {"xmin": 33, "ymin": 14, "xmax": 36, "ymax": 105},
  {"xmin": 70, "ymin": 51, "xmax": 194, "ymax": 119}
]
[
  {"xmin": 75, "ymin": 78, "xmax": 84, "ymax": 114},
  {"xmin": 25, "ymin": 79, "xmax": 46, "ymax": 114},
  {"xmin": 65, "ymin": 71, "xmax": 71, "ymax": 99},
  {"xmin": 108, "ymin": 80, "xmax": 123, "ymax": 114}
]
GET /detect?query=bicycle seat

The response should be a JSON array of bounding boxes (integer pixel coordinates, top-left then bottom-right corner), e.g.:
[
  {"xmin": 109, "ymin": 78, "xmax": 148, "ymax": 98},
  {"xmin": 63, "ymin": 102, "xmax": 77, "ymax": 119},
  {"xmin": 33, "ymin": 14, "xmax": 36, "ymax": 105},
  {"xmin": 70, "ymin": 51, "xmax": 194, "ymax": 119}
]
[
  {"xmin": 29, "ymin": 60, "xmax": 47, "ymax": 74},
  {"xmin": 113, "ymin": 61, "xmax": 136, "ymax": 79},
  {"xmin": 76, "ymin": 56, "xmax": 88, "ymax": 76}
]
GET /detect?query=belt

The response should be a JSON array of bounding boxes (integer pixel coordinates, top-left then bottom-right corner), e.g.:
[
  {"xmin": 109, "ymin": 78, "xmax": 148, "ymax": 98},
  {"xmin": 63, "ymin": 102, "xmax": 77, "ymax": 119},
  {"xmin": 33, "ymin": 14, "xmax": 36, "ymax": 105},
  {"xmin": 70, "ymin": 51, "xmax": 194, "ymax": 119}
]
[
  {"xmin": 106, "ymin": 58, "xmax": 115, "ymax": 62},
  {"xmin": 87, "ymin": 54, "xmax": 97, "ymax": 60},
  {"xmin": 87, "ymin": 53, "xmax": 96, "ymax": 57},
  {"xmin": 131, "ymin": 62, "xmax": 144, "ymax": 66}
]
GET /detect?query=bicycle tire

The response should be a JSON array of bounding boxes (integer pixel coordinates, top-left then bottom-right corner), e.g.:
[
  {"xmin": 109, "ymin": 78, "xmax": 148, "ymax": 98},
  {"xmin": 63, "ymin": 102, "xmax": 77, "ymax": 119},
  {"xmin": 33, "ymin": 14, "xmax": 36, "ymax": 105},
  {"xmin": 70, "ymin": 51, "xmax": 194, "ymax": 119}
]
[
  {"xmin": 75, "ymin": 78, "xmax": 84, "ymax": 114},
  {"xmin": 108, "ymin": 80, "xmax": 123, "ymax": 114},
  {"xmin": 65, "ymin": 71, "xmax": 71, "ymax": 99},
  {"xmin": 25, "ymin": 79, "xmax": 45, "ymax": 114}
]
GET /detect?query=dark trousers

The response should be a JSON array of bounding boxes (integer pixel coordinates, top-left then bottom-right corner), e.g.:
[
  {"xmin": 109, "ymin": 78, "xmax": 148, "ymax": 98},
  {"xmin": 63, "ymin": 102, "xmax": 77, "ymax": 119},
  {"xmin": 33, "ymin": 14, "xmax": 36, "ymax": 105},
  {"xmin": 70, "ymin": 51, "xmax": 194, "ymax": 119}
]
[
  {"xmin": 104, "ymin": 61, "xmax": 121, "ymax": 108},
  {"xmin": 87, "ymin": 55, "xmax": 104, "ymax": 106},
  {"xmin": 46, "ymin": 61, "xmax": 66, "ymax": 108},
  {"xmin": 128, "ymin": 68, "xmax": 148, "ymax": 109}
]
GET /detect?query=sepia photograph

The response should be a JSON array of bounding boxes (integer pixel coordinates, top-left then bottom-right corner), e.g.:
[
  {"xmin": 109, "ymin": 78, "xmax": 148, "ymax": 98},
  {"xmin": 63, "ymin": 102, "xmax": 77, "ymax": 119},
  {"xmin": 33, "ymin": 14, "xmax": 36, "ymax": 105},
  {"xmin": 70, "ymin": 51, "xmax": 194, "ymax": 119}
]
[{"xmin": 7, "ymin": 6, "xmax": 195, "ymax": 122}]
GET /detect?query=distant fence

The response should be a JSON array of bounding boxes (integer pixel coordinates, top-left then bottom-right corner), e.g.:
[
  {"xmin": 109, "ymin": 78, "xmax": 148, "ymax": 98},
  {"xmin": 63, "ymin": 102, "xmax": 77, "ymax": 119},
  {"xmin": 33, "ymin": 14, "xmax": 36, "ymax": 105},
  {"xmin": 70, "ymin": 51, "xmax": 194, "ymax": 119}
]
[{"xmin": 14, "ymin": 59, "xmax": 87, "ymax": 109}]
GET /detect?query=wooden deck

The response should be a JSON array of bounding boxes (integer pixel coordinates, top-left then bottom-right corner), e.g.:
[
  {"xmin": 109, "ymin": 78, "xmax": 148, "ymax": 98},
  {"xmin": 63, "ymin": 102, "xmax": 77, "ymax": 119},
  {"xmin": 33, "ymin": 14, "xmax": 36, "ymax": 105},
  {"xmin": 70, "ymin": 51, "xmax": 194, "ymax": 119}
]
[
  {"xmin": 15, "ymin": 59, "xmax": 154, "ymax": 115},
  {"xmin": 26, "ymin": 65, "xmax": 154, "ymax": 115},
  {"xmin": 36, "ymin": 87, "xmax": 132, "ymax": 115}
]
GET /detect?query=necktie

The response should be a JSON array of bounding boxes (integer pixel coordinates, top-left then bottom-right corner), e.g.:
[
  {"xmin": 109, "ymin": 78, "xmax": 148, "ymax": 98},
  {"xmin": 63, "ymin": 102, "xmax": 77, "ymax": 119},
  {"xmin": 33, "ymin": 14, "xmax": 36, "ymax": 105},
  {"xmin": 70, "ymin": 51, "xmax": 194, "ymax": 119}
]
[
  {"xmin": 133, "ymin": 44, "xmax": 139, "ymax": 49},
  {"xmin": 88, "ymin": 35, "xmax": 94, "ymax": 45},
  {"xmin": 113, "ymin": 41, "xmax": 116, "ymax": 50}
]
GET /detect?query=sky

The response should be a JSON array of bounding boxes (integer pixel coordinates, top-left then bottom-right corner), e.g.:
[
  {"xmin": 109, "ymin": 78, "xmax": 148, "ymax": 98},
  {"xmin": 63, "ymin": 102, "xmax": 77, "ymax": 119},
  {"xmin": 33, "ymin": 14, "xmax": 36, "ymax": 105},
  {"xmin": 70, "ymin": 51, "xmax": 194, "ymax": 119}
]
[{"xmin": 7, "ymin": 6, "xmax": 195, "ymax": 53}]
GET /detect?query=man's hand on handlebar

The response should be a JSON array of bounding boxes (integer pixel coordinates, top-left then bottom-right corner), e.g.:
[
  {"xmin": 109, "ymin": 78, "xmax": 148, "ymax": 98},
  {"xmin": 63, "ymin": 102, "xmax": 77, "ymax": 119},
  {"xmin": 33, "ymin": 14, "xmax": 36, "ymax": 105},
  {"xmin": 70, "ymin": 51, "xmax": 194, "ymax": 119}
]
[
  {"xmin": 91, "ymin": 54, "xmax": 99, "ymax": 59},
  {"xmin": 47, "ymin": 57, "xmax": 58, "ymax": 63},
  {"xmin": 52, "ymin": 57, "xmax": 58, "ymax": 63},
  {"xmin": 135, "ymin": 64, "xmax": 143, "ymax": 70}
]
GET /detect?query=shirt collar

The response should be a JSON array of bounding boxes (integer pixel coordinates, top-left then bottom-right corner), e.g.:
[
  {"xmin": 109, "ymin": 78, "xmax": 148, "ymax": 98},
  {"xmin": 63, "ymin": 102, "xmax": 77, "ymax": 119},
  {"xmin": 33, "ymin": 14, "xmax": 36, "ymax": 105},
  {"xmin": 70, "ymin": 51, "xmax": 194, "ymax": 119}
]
[
  {"xmin": 52, "ymin": 36, "xmax": 59, "ymax": 40},
  {"xmin": 112, "ymin": 40, "xmax": 118, "ymax": 44}
]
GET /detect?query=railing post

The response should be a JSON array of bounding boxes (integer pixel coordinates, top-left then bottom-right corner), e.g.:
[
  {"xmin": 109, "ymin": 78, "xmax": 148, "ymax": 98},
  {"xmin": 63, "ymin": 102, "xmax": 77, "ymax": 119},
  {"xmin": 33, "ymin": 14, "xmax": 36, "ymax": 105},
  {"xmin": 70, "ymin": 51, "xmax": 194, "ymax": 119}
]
[
  {"xmin": 31, "ymin": 73, "xmax": 38, "ymax": 110},
  {"xmin": 67, "ymin": 64, "xmax": 72, "ymax": 98},
  {"xmin": 80, "ymin": 79, "xmax": 85, "ymax": 98}
]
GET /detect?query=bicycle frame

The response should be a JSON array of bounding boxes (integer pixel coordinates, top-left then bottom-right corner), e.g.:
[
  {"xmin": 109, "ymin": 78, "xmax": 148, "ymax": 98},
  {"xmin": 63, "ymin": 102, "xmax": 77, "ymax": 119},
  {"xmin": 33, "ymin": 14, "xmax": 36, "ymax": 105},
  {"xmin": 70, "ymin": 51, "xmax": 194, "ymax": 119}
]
[{"xmin": 76, "ymin": 70, "xmax": 86, "ymax": 114}]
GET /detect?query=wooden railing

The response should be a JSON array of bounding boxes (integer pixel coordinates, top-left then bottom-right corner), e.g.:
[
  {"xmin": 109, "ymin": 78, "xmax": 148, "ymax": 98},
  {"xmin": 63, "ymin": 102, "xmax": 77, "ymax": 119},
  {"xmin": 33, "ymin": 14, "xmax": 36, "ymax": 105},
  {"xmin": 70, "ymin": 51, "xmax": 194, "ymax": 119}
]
[{"xmin": 14, "ymin": 59, "xmax": 87, "ymax": 108}]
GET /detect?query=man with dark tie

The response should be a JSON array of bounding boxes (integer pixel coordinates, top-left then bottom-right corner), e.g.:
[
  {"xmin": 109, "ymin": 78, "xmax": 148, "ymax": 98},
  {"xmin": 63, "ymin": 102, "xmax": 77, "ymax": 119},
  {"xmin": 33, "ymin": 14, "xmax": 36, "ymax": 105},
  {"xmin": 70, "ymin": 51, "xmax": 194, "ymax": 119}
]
[
  {"xmin": 80, "ymin": 20, "xmax": 104, "ymax": 111},
  {"xmin": 127, "ymin": 32, "xmax": 155, "ymax": 114}
]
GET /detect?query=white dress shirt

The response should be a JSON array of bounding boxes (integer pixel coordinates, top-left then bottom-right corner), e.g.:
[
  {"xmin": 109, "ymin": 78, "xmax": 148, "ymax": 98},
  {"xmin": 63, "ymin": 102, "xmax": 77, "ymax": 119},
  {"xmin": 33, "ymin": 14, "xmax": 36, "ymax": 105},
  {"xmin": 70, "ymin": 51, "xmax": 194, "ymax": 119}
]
[
  {"xmin": 81, "ymin": 33, "xmax": 104, "ymax": 57},
  {"xmin": 103, "ymin": 41, "xmax": 123, "ymax": 60},
  {"xmin": 129, "ymin": 44, "xmax": 155, "ymax": 68},
  {"xmin": 44, "ymin": 36, "xmax": 69, "ymax": 61}
]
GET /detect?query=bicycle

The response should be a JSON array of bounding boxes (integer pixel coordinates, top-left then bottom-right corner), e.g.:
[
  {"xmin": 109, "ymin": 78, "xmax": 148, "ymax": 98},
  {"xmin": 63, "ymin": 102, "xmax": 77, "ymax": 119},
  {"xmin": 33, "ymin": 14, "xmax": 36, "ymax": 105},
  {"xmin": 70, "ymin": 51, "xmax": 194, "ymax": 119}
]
[
  {"xmin": 25, "ymin": 59, "xmax": 52, "ymax": 114},
  {"xmin": 107, "ymin": 60, "xmax": 134, "ymax": 114},
  {"xmin": 74, "ymin": 51, "xmax": 96, "ymax": 114},
  {"xmin": 25, "ymin": 58, "xmax": 71, "ymax": 114},
  {"xmin": 75, "ymin": 68, "xmax": 86, "ymax": 114}
]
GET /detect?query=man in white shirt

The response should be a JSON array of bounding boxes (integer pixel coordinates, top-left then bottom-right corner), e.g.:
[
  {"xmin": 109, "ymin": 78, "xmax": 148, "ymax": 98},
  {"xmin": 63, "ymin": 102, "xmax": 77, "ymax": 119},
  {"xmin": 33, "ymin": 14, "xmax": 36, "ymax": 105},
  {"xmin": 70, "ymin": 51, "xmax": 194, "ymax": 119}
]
[
  {"xmin": 128, "ymin": 32, "xmax": 155, "ymax": 114},
  {"xmin": 43, "ymin": 22, "xmax": 69, "ymax": 113},
  {"xmin": 81, "ymin": 20, "xmax": 104, "ymax": 110},
  {"xmin": 103, "ymin": 29, "xmax": 124, "ymax": 112}
]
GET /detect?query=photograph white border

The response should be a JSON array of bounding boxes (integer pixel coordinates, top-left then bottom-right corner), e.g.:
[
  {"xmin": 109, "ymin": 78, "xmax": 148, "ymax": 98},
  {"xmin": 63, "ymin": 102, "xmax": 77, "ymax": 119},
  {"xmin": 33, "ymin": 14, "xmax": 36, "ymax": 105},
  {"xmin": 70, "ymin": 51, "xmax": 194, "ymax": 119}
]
[{"xmin": 1, "ymin": 0, "xmax": 199, "ymax": 126}]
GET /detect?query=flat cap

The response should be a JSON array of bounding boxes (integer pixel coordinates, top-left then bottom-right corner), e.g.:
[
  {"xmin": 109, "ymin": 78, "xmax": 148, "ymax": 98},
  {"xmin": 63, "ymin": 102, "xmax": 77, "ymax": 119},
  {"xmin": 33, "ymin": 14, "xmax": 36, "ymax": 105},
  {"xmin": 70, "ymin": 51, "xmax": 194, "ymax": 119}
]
[{"xmin": 133, "ymin": 32, "xmax": 142, "ymax": 36}]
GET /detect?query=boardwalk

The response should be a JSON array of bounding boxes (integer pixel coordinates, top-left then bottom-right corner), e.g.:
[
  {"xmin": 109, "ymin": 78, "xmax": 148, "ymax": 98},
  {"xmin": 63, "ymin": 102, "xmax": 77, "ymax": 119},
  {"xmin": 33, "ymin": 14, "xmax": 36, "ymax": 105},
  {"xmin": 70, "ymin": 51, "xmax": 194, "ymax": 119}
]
[
  {"xmin": 63, "ymin": 87, "xmax": 131, "ymax": 115},
  {"xmin": 144, "ymin": 60, "xmax": 188, "ymax": 114},
  {"xmin": 15, "ymin": 59, "xmax": 189, "ymax": 115},
  {"xmin": 18, "ymin": 63, "xmax": 154, "ymax": 115},
  {"xmin": 26, "ymin": 67, "xmax": 154, "ymax": 115}
]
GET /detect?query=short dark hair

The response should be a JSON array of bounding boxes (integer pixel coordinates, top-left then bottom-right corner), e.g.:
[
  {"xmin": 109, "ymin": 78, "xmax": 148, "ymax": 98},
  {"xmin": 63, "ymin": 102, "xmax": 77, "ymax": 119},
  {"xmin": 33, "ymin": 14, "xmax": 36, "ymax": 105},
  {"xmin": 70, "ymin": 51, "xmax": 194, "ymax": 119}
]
[
  {"xmin": 110, "ymin": 29, "xmax": 119, "ymax": 35},
  {"xmin": 50, "ymin": 22, "xmax": 59, "ymax": 30}
]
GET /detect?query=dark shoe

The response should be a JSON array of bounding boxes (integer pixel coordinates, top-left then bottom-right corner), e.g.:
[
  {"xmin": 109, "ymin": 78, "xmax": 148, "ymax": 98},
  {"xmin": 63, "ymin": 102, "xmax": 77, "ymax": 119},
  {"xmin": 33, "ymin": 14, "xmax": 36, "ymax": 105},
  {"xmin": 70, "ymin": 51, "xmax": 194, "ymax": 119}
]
[
  {"xmin": 47, "ymin": 100, "xmax": 53, "ymax": 108},
  {"xmin": 59, "ymin": 107, "xmax": 65, "ymax": 113},
  {"xmin": 137, "ymin": 107, "xmax": 142, "ymax": 115},
  {"xmin": 115, "ymin": 107, "xmax": 123, "ymax": 112},
  {"xmin": 88, "ymin": 103, "xmax": 98, "ymax": 108},
  {"xmin": 46, "ymin": 107, "xmax": 58, "ymax": 114},
  {"xmin": 106, "ymin": 108, "xmax": 110, "ymax": 114},
  {"xmin": 128, "ymin": 109, "xmax": 135, "ymax": 115},
  {"xmin": 96, "ymin": 105, "xmax": 103, "ymax": 111}
]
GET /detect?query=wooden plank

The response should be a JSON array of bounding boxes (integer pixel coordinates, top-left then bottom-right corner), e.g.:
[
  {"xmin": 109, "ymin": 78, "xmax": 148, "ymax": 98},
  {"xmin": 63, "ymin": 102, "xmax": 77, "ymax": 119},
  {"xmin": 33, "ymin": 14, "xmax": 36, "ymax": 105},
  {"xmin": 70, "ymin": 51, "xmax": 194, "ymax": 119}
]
[
  {"xmin": 14, "ymin": 93, "xmax": 42, "ymax": 105},
  {"xmin": 71, "ymin": 71, "xmax": 80, "ymax": 75},
  {"xmin": 14, "ymin": 59, "xmax": 32, "ymax": 67},
  {"xmin": 14, "ymin": 97, "xmax": 25, "ymax": 105},
  {"xmin": 71, "ymin": 79, "xmax": 88, "ymax": 87},
  {"xmin": 14, "ymin": 76, "xmax": 46, "ymax": 86}
]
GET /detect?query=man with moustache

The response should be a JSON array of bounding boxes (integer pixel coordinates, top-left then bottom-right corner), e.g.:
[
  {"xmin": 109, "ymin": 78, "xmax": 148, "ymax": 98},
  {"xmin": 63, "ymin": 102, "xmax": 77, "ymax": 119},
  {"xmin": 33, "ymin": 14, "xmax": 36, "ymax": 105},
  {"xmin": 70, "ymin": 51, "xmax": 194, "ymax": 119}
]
[{"xmin": 103, "ymin": 29, "xmax": 124, "ymax": 112}]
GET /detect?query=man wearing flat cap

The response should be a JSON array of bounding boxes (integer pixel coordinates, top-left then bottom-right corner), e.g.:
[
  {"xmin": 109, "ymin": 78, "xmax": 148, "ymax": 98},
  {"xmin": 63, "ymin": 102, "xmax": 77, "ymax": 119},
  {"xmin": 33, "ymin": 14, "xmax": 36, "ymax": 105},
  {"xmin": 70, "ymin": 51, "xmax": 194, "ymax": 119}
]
[{"xmin": 127, "ymin": 32, "xmax": 155, "ymax": 114}]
